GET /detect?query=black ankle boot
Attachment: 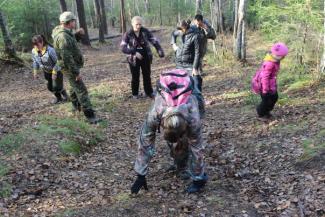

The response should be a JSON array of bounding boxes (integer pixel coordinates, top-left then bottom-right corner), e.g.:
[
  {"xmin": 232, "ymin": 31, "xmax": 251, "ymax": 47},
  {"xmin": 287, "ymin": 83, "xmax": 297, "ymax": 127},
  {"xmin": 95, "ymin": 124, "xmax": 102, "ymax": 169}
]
[
  {"xmin": 61, "ymin": 89, "xmax": 69, "ymax": 102},
  {"xmin": 84, "ymin": 109, "xmax": 100, "ymax": 124},
  {"xmin": 186, "ymin": 173, "xmax": 208, "ymax": 193},
  {"xmin": 52, "ymin": 93, "xmax": 63, "ymax": 104}
]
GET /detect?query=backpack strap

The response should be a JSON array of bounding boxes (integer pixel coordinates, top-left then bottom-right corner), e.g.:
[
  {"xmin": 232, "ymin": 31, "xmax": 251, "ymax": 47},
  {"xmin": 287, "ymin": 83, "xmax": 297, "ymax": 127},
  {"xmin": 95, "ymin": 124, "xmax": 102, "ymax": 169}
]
[{"xmin": 157, "ymin": 76, "xmax": 194, "ymax": 100}]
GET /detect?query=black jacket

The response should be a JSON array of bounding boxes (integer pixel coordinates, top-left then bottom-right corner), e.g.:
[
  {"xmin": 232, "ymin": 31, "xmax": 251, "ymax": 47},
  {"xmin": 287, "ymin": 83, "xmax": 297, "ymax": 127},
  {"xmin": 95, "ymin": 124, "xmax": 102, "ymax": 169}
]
[
  {"xmin": 197, "ymin": 20, "xmax": 216, "ymax": 57},
  {"xmin": 120, "ymin": 27, "xmax": 164, "ymax": 63},
  {"xmin": 172, "ymin": 27, "xmax": 200, "ymax": 70}
]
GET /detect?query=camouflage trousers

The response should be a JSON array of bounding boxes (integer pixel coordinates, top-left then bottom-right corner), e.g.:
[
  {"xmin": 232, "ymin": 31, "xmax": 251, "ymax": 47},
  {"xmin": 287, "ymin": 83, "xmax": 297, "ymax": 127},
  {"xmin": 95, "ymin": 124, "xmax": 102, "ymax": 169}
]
[{"xmin": 66, "ymin": 72, "xmax": 93, "ymax": 111}]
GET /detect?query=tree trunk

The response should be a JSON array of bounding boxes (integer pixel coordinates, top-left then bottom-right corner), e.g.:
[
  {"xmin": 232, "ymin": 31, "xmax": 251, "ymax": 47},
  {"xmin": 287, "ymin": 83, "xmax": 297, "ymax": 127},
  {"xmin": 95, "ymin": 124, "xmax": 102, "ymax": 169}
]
[
  {"xmin": 159, "ymin": 0, "xmax": 162, "ymax": 26},
  {"xmin": 144, "ymin": 0, "xmax": 150, "ymax": 14},
  {"xmin": 59, "ymin": 0, "xmax": 68, "ymax": 12},
  {"xmin": 233, "ymin": 0, "xmax": 247, "ymax": 61},
  {"xmin": 233, "ymin": 0, "xmax": 238, "ymax": 37},
  {"xmin": 94, "ymin": 0, "xmax": 105, "ymax": 42},
  {"xmin": 213, "ymin": 0, "xmax": 224, "ymax": 33},
  {"xmin": 195, "ymin": 0, "xmax": 202, "ymax": 15},
  {"xmin": 75, "ymin": 0, "xmax": 91, "ymax": 45},
  {"xmin": 120, "ymin": 0, "xmax": 126, "ymax": 34},
  {"xmin": 87, "ymin": 0, "xmax": 96, "ymax": 28},
  {"xmin": 99, "ymin": 0, "xmax": 108, "ymax": 34},
  {"xmin": 319, "ymin": 0, "xmax": 325, "ymax": 77},
  {"xmin": 0, "ymin": 10, "xmax": 16, "ymax": 57}
]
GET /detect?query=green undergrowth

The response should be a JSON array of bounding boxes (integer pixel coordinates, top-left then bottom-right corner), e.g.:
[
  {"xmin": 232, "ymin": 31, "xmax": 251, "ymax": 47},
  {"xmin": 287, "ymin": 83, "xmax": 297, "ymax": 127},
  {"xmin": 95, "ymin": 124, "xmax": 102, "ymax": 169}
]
[
  {"xmin": 36, "ymin": 115, "xmax": 105, "ymax": 154},
  {"xmin": 89, "ymin": 83, "xmax": 119, "ymax": 112},
  {"xmin": 0, "ymin": 115, "xmax": 105, "ymax": 157},
  {"xmin": 0, "ymin": 115, "xmax": 105, "ymax": 199},
  {"xmin": 300, "ymin": 129, "xmax": 325, "ymax": 161}
]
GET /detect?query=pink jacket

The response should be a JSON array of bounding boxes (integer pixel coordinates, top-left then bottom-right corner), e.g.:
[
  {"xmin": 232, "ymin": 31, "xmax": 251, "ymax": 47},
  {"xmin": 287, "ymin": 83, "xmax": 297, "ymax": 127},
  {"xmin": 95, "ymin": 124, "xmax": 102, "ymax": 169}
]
[
  {"xmin": 251, "ymin": 55, "xmax": 281, "ymax": 95},
  {"xmin": 260, "ymin": 60, "xmax": 280, "ymax": 94}
]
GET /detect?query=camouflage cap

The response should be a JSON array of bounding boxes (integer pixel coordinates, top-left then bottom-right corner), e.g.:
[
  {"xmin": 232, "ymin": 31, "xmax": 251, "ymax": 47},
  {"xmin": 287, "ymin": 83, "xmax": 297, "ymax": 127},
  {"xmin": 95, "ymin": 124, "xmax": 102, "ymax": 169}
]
[{"xmin": 59, "ymin": 11, "xmax": 76, "ymax": 23}]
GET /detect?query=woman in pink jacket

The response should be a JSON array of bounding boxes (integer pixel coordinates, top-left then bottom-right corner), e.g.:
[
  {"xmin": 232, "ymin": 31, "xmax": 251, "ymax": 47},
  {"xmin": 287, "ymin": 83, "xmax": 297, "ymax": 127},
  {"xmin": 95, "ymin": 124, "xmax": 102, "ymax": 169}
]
[{"xmin": 252, "ymin": 43, "xmax": 289, "ymax": 119}]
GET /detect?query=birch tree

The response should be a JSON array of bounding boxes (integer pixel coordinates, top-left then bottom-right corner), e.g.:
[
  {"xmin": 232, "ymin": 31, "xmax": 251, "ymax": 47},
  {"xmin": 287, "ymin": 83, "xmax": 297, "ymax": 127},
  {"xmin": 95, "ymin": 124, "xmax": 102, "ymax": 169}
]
[
  {"xmin": 0, "ymin": 10, "xmax": 16, "ymax": 57},
  {"xmin": 320, "ymin": 0, "xmax": 325, "ymax": 77},
  {"xmin": 233, "ymin": 0, "xmax": 247, "ymax": 61},
  {"xmin": 195, "ymin": 0, "xmax": 202, "ymax": 15}
]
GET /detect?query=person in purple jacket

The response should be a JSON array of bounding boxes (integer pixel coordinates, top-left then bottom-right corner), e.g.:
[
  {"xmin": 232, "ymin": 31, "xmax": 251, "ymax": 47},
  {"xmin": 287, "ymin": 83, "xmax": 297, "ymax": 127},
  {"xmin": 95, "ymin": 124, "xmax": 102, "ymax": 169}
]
[
  {"xmin": 252, "ymin": 42, "xmax": 289, "ymax": 120},
  {"xmin": 120, "ymin": 16, "xmax": 165, "ymax": 99}
]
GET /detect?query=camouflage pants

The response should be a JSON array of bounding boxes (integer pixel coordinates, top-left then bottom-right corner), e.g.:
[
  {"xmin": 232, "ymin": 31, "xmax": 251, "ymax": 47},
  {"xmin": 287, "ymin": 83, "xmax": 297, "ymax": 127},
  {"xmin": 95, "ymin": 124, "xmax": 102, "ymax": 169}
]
[{"xmin": 66, "ymin": 72, "xmax": 93, "ymax": 111}]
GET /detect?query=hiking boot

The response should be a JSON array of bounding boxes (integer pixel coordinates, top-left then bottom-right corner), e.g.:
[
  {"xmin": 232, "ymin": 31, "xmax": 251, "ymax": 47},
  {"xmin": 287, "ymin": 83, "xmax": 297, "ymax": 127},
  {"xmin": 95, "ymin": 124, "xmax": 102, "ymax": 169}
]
[
  {"xmin": 257, "ymin": 114, "xmax": 271, "ymax": 122},
  {"xmin": 52, "ymin": 93, "xmax": 63, "ymax": 104},
  {"xmin": 132, "ymin": 95, "xmax": 139, "ymax": 99},
  {"xmin": 84, "ymin": 109, "xmax": 101, "ymax": 124},
  {"xmin": 186, "ymin": 173, "xmax": 208, "ymax": 194},
  {"xmin": 61, "ymin": 89, "xmax": 69, "ymax": 102},
  {"xmin": 87, "ymin": 116, "xmax": 101, "ymax": 124}
]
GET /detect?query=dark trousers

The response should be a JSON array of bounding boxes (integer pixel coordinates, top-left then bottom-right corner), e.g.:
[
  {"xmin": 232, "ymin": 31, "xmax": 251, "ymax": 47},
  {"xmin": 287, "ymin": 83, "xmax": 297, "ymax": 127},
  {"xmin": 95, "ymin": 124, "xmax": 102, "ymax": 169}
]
[
  {"xmin": 129, "ymin": 58, "xmax": 153, "ymax": 96},
  {"xmin": 256, "ymin": 92, "xmax": 278, "ymax": 117},
  {"xmin": 193, "ymin": 75, "xmax": 203, "ymax": 92},
  {"xmin": 44, "ymin": 71, "xmax": 64, "ymax": 98}
]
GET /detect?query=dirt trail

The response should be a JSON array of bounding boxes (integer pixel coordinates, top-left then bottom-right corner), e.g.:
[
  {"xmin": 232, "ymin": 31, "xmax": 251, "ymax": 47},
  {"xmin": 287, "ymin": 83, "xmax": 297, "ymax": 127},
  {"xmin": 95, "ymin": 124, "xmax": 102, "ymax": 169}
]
[{"xmin": 0, "ymin": 30, "xmax": 324, "ymax": 217}]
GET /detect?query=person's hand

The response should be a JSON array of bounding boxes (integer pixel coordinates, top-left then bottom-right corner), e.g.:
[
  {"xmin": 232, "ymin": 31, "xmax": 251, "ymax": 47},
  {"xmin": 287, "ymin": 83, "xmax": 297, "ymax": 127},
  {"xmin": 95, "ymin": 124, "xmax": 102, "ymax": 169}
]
[
  {"xmin": 158, "ymin": 50, "xmax": 165, "ymax": 58},
  {"xmin": 75, "ymin": 74, "xmax": 82, "ymax": 81},
  {"xmin": 52, "ymin": 73, "xmax": 57, "ymax": 80},
  {"xmin": 192, "ymin": 68, "xmax": 199, "ymax": 76},
  {"xmin": 172, "ymin": 44, "xmax": 179, "ymax": 52},
  {"xmin": 131, "ymin": 175, "xmax": 148, "ymax": 194},
  {"xmin": 135, "ymin": 52, "xmax": 143, "ymax": 60},
  {"xmin": 76, "ymin": 28, "xmax": 85, "ymax": 35},
  {"xmin": 201, "ymin": 23, "xmax": 208, "ymax": 30}
]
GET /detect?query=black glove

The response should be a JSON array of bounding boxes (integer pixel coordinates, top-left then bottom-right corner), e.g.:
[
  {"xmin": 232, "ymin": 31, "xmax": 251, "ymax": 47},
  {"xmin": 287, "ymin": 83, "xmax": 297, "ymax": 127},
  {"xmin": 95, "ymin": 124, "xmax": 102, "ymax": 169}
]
[{"xmin": 131, "ymin": 175, "xmax": 148, "ymax": 194}]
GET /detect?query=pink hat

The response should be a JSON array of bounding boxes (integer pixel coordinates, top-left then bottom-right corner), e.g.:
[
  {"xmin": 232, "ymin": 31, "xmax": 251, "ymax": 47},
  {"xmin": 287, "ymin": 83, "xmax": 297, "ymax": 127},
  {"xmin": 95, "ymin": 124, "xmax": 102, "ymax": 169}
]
[{"xmin": 271, "ymin": 42, "xmax": 289, "ymax": 57}]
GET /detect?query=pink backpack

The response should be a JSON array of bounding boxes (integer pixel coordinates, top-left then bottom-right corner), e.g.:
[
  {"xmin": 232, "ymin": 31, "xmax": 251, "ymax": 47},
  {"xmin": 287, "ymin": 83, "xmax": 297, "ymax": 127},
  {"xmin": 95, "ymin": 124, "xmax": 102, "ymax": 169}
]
[
  {"xmin": 251, "ymin": 69, "xmax": 262, "ymax": 94},
  {"xmin": 157, "ymin": 69, "xmax": 193, "ymax": 106}
]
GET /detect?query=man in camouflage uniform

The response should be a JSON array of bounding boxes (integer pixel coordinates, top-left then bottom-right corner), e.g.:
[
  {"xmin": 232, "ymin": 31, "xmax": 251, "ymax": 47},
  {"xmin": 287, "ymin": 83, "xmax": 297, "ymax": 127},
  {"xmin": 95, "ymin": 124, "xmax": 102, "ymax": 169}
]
[{"xmin": 52, "ymin": 11, "xmax": 99, "ymax": 124}]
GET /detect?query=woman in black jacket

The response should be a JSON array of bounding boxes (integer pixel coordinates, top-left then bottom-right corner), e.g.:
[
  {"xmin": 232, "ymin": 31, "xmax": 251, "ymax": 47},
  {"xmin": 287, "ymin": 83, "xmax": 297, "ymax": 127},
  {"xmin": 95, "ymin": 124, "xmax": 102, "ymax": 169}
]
[
  {"xmin": 171, "ymin": 20, "xmax": 202, "ymax": 90},
  {"xmin": 120, "ymin": 16, "xmax": 165, "ymax": 99}
]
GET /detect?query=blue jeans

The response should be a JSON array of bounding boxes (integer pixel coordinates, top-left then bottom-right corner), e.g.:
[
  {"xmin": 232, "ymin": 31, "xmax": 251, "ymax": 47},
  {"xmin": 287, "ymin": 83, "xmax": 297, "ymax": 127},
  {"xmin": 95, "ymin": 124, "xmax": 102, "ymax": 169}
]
[{"xmin": 193, "ymin": 75, "xmax": 202, "ymax": 92}]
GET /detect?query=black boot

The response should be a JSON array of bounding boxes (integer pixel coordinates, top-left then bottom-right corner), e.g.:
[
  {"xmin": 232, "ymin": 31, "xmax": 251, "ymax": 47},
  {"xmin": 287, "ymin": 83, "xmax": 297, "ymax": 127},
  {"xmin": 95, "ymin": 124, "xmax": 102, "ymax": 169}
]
[
  {"xmin": 83, "ymin": 109, "xmax": 100, "ymax": 124},
  {"xmin": 186, "ymin": 173, "xmax": 208, "ymax": 193},
  {"xmin": 61, "ymin": 89, "xmax": 69, "ymax": 102},
  {"xmin": 52, "ymin": 92, "xmax": 63, "ymax": 104}
]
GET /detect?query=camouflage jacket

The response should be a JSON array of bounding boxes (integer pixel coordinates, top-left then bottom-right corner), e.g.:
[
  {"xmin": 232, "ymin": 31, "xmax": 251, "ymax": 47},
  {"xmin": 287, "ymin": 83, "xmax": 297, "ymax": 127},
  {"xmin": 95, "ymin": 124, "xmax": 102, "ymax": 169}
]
[
  {"xmin": 134, "ymin": 94, "xmax": 205, "ymax": 180},
  {"xmin": 52, "ymin": 26, "xmax": 84, "ymax": 75}
]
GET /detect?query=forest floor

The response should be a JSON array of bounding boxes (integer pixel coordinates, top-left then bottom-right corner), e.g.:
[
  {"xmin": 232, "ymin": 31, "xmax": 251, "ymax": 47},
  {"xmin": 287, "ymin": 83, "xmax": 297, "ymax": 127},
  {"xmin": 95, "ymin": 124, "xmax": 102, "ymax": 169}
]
[{"xmin": 0, "ymin": 30, "xmax": 324, "ymax": 217}]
